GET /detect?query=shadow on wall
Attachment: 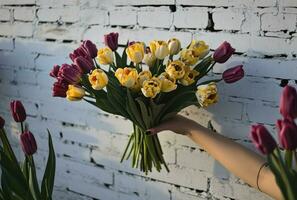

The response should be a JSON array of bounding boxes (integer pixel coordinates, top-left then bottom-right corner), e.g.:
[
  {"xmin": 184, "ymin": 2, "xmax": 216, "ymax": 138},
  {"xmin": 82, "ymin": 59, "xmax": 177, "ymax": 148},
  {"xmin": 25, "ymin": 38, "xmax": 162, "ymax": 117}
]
[{"xmin": 0, "ymin": 41, "xmax": 281, "ymax": 200}]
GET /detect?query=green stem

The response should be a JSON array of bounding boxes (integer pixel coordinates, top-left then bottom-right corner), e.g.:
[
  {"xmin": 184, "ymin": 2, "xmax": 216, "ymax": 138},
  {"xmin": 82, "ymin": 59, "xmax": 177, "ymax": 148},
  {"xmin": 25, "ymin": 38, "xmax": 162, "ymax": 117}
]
[
  {"xmin": 28, "ymin": 156, "xmax": 41, "ymax": 200},
  {"xmin": 285, "ymin": 150, "xmax": 293, "ymax": 169},
  {"xmin": 120, "ymin": 133, "xmax": 134, "ymax": 163}
]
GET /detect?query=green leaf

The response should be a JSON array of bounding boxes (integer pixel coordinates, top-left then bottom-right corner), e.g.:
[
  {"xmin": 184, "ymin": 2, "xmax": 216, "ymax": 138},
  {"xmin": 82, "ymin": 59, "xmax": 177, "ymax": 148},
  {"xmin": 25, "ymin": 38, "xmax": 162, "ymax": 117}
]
[
  {"xmin": 0, "ymin": 129, "xmax": 19, "ymax": 166},
  {"xmin": 41, "ymin": 130, "xmax": 56, "ymax": 200},
  {"xmin": 115, "ymin": 51, "xmax": 122, "ymax": 67},
  {"xmin": 28, "ymin": 156, "xmax": 41, "ymax": 200},
  {"xmin": 0, "ymin": 150, "xmax": 33, "ymax": 200},
  {"xmin": 126, "ymin": 89, "xmax": 145, "ymax": 129},
  {"xmin": 22, "ymin": 156, "xmax": 30, "ymax": 184},
  {"xmin": 136, "ymin": 98, "xmax": 151, "ymax": 129}
]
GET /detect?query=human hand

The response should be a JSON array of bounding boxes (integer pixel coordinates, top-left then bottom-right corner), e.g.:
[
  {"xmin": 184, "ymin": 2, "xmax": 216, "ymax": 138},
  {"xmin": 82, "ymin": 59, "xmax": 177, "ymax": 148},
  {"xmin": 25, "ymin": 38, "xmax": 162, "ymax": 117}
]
[{"xmin": 147, "ymin": 115, "xmax": 199, "ymax": 136}]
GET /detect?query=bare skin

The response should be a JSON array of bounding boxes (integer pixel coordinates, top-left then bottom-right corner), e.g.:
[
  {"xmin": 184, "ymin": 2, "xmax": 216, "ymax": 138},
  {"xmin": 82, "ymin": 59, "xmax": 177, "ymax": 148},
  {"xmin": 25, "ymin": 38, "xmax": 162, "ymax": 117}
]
[{"xmin": 148, "ymin": 115, "xmax": 283, "ymax": 200}]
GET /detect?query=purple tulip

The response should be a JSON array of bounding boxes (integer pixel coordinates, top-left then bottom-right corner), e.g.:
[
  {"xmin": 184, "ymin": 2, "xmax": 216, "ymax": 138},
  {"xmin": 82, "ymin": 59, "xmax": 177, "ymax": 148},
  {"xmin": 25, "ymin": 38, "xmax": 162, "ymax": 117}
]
[
  {"xmin": 213, "ymin": 41, "xmax": 235, "ymax": 63},
  {"xmin": 57, "ymin": 64, "xmax": 82, "ymax": 84},
  {"xmin": 222, "ymin": 65, "xmax": 244, "ymax": 83},
  {"xmin": 69, "ymin": 47, "xmax": 88, "ymax": 62},
  {"xmin": 82, "ymin": 40, "xmax": 98, "ymax": 58},
  {"xmin": 280, "ymin": 85, "xmax": 297, "ymax": 120},
  {"xmin": 10, "ymin": 100, "xmax": 27, "ymax": 123},
  {"xmin": 104, "ymin": 32, "xmax": 119, "ymax": 51},
  {"xmin": 0, "ymin": 116, "xmax": 5, "ymax": 129},
  {"xmin": 49, "ymin": 65, "xmax": 60, "ymax": 79},
  {"xmin": 276, "ymin": 119, "xmax": 297, "ymax": 150},
  {"xmin": 74, "ymin": 56, "xmax": 95, "ymax": 73},
  {"xmin": 250, "ymin": 124, "xmax": 277, "ymax": 155},
  {"xmin": 20, "ymin": 131, "xmax": 37, "ymax": 156},
  {"xmin": 52, "ymin": 80, "xmax": 68, "ymax": 98}
]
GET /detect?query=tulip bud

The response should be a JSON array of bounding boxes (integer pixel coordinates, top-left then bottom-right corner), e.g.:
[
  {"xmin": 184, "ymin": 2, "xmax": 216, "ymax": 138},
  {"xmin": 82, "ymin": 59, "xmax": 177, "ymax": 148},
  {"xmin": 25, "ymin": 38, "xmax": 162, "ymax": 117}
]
[
  {"xmin": 165, "ymin": 60, "xmax": 186, "ymax": 79},
  {"xmin": 126, "ymin": 42, "xmax": 145, "ymax": 64},
  {"xmin": 88, "ymin": 69, "xmax": 108, "ymax": 90},
  {"xmin": 104, "ymin": 32, "xmax": 119, "ymax": 51},
  {"xmin": 52, "ymin": 80, "xmax": 68, "ymax": 98},
  {"xmin": 280, "ymin": 85, "xmax": 297, "ymax": 120},
  {"xmin": 66, "ymin": 85, "xmax": 85, "ymax": 101},
  {"xmin": 141, "ymin": 77, "xmax": 162, "ymax": 98},
  {"xmin": 57, "ymin": 64, "xmax": 82, "ymax": 84},
  {"xmin": 167, "ymin": 38, "xmax": 181, "ymax": 55},
  {"xmin": 0, "ymin": 116, "xmax": 5, "ymax": 129},
  {"xmin": 158, "ymin": 72, "xmax": 177, "ymax": 93},
  {"xmin": 180, "ymin": 49, "xmax": 199, "ymax": 66},
  {"xmin": 276, "ymin": 119, "xmax": 297, "ymax": 150},
  {"xmin": 82, "ymin": 40, "xmax": 97, "ymax": 58},
  {"xmin": 149, "ymin": 40, "xmax": 169, "ymax": 60},
  {"xmin": 97, "ymin": 47, "xmax": 114, "ymax": 65},
  {"xmin": 222, "ymin": 65, "xmax": 244, "ymax": 84},
  {"xmin": 10, "ymin": 100, "xmax": 27, "ymax": 123},
  {"xmin": 20, "ymin": 131, "xmax": 37, "ymax": 156},
  {"xmin": 213, "ymin": 41, "xmax": 235, "ymax": 63},
  {"xmin": 115, "ymin": 67, "xmax": 138, "ymax": 88},
  {"xmin": 143, "ymin": 53, "xmax": 156, "ymax": 68},
  {"xmin": 74, "ymin": 56, "xmax": 95, "ymax": 73},
  {"xmin": 69, "ymin": 47, "xmax": 88, "ymax": 62},
  {"xmin": 49, "ymin": 65, "xmax": 60, "ymax": 79},
  {"xmin": 196, "ymin": 82, "xmax": 218, "ymax": 107},
  {"xmin": 250, "ymin": 125, "xmax": 277, "ymax": 155}
]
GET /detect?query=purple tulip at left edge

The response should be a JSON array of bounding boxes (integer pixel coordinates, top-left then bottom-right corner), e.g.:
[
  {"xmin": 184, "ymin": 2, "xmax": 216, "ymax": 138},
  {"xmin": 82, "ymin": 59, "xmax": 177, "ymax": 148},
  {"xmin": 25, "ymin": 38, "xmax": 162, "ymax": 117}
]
[
  {"xmin": 104, "ymin": 32, "xmax": 119, "ymax": 51},
  {"xmin": 222, "ymin": 65, "xmax": 244, "ymax": 83},
  {"xmin": 57, "ymin": 64, "xmax": 82, "ymax": 84},
  {"xmin": 280, "ymin": 85, "xmax": 297, "ymax": 120},
  {"xmin": 0, "ymin": 116, "xmax": 5, "ymax": 129},
  {"xmin": 276, "ymin": 119, "xmax": 297, "ymax": 150},
  {"xmin": 52, "ymin": 80, "xmax": 68, "ymax": 98},
  {"xmin": 74, "ymin": 56, "xmax": 95, "ymax": 73},
  {"xmin": 213, "ymin": 41, "xmax": 235, "ymax": 63},
  {"xmin": 10, "ymin": 100, "xmax": 27, "ymax": 123},
  {"xmin": 250, "ymin": 124, "xmax": 277, "ymax": 155},
  {"xmin": 82, "ymin": 40, "xmax": 98, "ymax": 58},
  {"xmin": 49, "ymin": 65, "xmax": 60, "ymax": 79},
  {"xmin": 20, "ymin": 131, "xmax": 37, "ymax": 156}
]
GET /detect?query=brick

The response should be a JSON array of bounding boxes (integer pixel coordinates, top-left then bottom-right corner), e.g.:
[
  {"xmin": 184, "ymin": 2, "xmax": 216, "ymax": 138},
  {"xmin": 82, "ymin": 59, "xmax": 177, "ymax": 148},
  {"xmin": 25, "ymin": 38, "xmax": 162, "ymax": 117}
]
[
  {"xmin": 0, "ymin": 0, "xmax": 36, "ymax": 5},
  {"xmin": 36, "ymin": 0, "xmax": 79, "ymax": 7},
  {"xmin": 174, "ymin": 7, "xmax": 208, "ymax": 29},
  {"xmin": 282, "ymin": 0, "xmax": 297, "ymax": 7},
  {"xmin": 255, "ymin": 0, "xmax": 277, "ymax": 7},
  {"xmin": 113, "ymin": 0, "xmax": 174, "ymax": 5},
  {"xmin": 36, "ymin": 24, "xmax": 83, "ymax": 41},
  {"xmin": 177, "ymin": 0, "xmax": 253, "ymax": 7},
  {"xmin": 38, "ymin": 7, "xmax": 79, "ymax": 23},
  {"xmin": 0, "ymin": 23, "xmax": 13, "ymax": 36},
  {"xmin": 0, "ymin": 37, "xmax": 14, "ymax": 50},
  {"xmin": 138, "ymin": 8, "xmax": 173, "ymax": 28},
  {"xmin": 0, "ymin": 8, "xmax": 11, "ymax": 21},
  {"xmin": 80, "ymin": 9, "xmax": 108, "ymax": 25},
  {"xmin": 261, "ymin": 13, "xmax": 296, "ymax": 32},
  {"xmin": 14, "ymin": 7, "xmax": 35, "ymax": 21},
  {"xmin": 109, "ymin": 9, "xmax": 137, "ymax": 26},
  {"xmin": 14, "ymin": 22, "xmax": 34, "ymax": 37},
  {"xmin": 213, "ymin": 8, "xmax": 245, "ymax": 30}
]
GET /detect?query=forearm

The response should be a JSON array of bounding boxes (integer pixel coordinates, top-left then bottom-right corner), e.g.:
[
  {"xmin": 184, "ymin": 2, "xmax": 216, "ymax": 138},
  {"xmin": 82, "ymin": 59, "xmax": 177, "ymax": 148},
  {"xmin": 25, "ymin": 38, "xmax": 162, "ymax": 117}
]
[{"xmin": 187, "ymin": 123, "xmax": 282, "ymax": 200}]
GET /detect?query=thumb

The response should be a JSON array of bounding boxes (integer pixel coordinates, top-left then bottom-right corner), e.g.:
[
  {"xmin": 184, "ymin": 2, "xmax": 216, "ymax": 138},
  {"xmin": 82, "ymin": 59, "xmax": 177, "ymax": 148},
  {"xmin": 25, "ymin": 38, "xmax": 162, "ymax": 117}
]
[{"xmin": 146, "ymin": 122, "xmax": 171, "ymax": 135}]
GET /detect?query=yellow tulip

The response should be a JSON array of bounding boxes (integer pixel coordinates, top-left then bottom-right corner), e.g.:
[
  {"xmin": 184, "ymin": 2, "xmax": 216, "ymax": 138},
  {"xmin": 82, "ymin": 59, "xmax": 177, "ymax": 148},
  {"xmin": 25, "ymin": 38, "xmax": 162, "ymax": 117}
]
[
  {"xmin": 126, "ymin": 42, "xmax": 145, "ymax": 64},
  {"xmin": 138, "ymin": 70, "xmax": 152, "ymax": 86},
  {"xmin": 189, "ymin": 40, "xmax": 209, "ymax": 58},
  {"xmin": 180, "ymin": 49, "xmax": 199, "ymax": 66},
  {"xmin": 141, "ymin": 77, "xmax": 161, "ymax": 98},
  {"xmin": 66, "ymin": 85, "xmax": 85, "ymax": 101},
  {"xmin": 167, "ymin": 38, "xmax": 181, "ymax": 55},
  {"xmin": 165, "ymin": 60, "xmax": 186, "ymax": 79},
  {"xmin": 88, "ymin": 69, "xmax": 108, "ymax": 90},
  {"xmin": 158, "ymin": 72, "xmax": 177, "ymax": 92},
  {"xmin": 196, "ymin": 82, "xmax": 218, "ymax": 107},
  {"xmin": 115, "ymin": 67, "xmax": 138, "ymax": 88},
  {"xmin": 143, "ymin": 52, "xmax": 156, "ymax": 68},
  {"xmin": 97, "ymin": 47, "xmax": 114, "ymax": 65},
  {"xmin": 149, "ymin": 40, "xmax": 169, "ymax": 59},
  {"xmin": 179, "ymin": 66, "xmax": 199, "ymax": 86}
]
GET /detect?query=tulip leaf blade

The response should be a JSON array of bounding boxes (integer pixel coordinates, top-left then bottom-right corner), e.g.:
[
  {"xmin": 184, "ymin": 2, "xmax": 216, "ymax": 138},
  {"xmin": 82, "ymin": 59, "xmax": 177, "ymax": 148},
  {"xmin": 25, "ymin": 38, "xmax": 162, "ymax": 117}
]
[
  {"xmin": 0, "ymin": 149, "xmax": 33, "ymax": 200},
  {"xmin": 136, "ymin": 98, "xmax": 151, "ymax": 129},
  {"xmin": 126, "ymin": 89, "xmax": 145, "ymax": 130},
  {"xmin": 41, "ymin": 130, "xmax": 56, "ymax": 200}
]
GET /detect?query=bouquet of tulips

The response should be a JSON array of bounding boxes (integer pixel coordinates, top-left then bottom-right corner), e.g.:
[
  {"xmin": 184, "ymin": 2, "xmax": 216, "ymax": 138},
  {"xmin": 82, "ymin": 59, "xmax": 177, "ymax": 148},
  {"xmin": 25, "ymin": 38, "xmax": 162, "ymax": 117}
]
[
  {"xmin": 250, "ymin": 85, "xmax": 297, "ymax": 200},
  {"xmin": 0, "ymin": 101, "xmax": 56, "ymax": 200},
  {"xmin": 50, "ymin": 32, "xmax": 244, "ymax": 173}
]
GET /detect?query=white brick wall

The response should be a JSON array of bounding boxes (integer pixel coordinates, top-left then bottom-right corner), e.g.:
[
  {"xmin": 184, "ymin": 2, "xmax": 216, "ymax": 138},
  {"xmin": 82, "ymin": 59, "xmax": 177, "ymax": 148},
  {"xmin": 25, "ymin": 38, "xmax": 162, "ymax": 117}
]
[{"xmin": 0, "ymin": 0, "xmax": 295, "ymax": 199}]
